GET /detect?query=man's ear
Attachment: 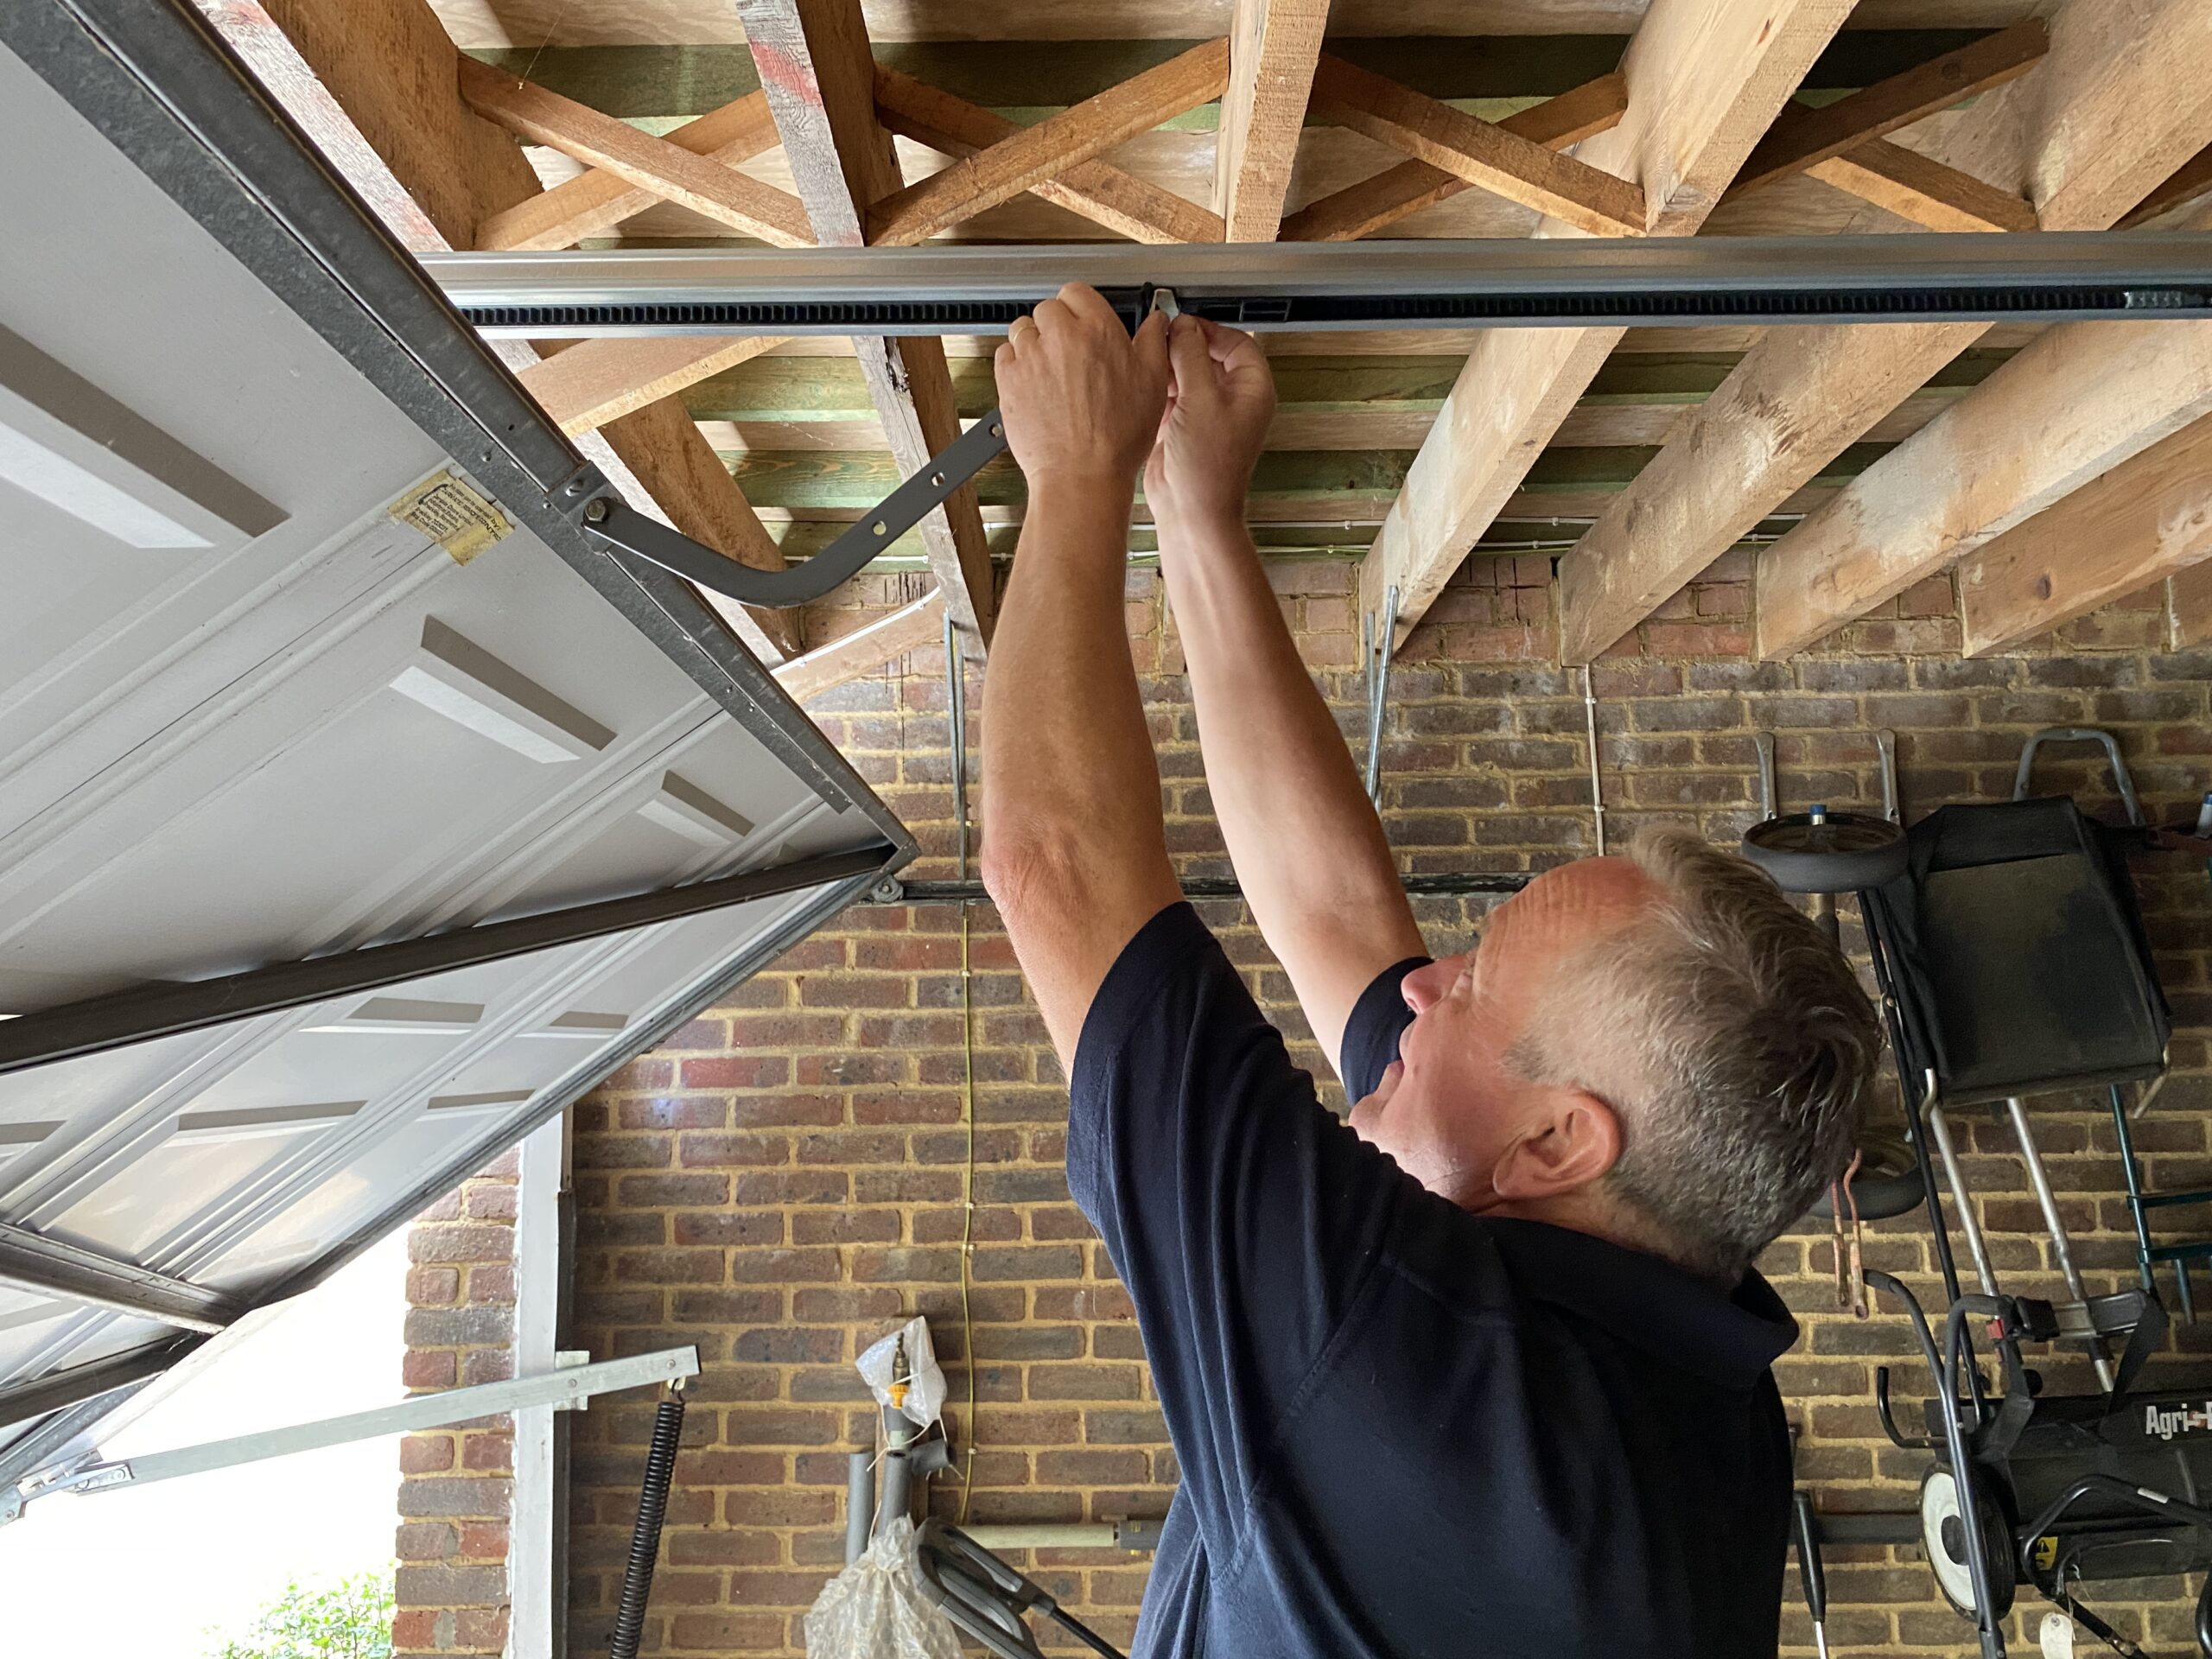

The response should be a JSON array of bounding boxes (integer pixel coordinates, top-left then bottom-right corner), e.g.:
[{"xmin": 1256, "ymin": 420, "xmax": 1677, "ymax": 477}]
[{"xmin": 1492, "ymin": 1090, "xmax": 1623, "ymax": 1199}]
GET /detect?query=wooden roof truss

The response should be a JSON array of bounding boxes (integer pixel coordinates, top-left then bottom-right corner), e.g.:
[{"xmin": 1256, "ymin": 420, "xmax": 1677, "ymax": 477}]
[{"xmin": 210, "ymin": 0, "xmax": 2212, "ymax": 694}]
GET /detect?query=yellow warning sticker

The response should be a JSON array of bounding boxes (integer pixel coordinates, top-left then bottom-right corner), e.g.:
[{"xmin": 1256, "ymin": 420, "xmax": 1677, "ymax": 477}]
[{"xmin": 389, "ymin": 472, "xmax": 512, "ymax": 565}]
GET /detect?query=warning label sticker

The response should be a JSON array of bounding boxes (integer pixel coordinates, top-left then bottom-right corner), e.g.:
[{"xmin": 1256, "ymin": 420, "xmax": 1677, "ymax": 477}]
[{"xmin": 389, "ymin": 472, "xmax": 513, "ymax": 565}]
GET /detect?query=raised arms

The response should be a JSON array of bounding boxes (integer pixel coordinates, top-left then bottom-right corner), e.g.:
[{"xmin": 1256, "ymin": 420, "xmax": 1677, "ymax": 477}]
[{"xmin": 1149, "ymin": 319, "xmax": 1427, "ymax": 1076}]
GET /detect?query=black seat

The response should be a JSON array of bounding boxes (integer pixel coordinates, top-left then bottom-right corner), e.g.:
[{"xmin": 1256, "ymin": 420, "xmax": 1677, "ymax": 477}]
[{"xmin": 1864, "ymin": 797, "xmax": 2169, "ymax": 1106}]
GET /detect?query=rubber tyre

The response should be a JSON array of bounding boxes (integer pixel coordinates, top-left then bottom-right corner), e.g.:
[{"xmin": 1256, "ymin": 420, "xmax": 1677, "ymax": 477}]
[
  {"xmin": 1809, "ymin": 1133, "xmax": 1926, "ymax": 1223},
  {"xmin": 1742, "ymin": 811, "xmax": 1909, "ymax": 894},
  {"xmin": 1921, "ymin": 1465, "xmax": 2016, "ymax": 1622}
]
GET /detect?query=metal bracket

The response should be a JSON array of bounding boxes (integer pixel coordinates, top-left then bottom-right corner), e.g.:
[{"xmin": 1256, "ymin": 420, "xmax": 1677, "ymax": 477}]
[
  {"xmin": 1754, "ymin": 731, "xmax": 1778, "ymax": 821},
  {"xmin": 1874, "ymin": 728, "xmax": 1900, "ymax": 824},
  {"xmin": 580, "ymin": 404, "xmax": 1004, "ymax": 610},
  {"xmin": 0, "ymin": 1345, "xmax": 699, "ymax": 1525},
  {"xmin": 575, "ymin": 281, "xmax": 1185, "ymax": 612},
  {"xmin": 1363, "ymin": 584, "xmax": 1400, "ymax": 804}
]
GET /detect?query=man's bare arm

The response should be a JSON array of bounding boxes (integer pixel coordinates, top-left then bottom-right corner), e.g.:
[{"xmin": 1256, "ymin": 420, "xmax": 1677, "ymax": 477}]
[
  {"xmin": 980, "ymin": 286, "xmax": 1181, "ymax": 1070},
  {"xmin": 1149, "ymin": 320, "xmax": 1426, "ymax": 1077}
]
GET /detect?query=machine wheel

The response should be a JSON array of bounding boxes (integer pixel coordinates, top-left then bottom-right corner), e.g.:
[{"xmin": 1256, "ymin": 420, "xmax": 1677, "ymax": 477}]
[
  {"xmin": 1742, "ymin": 810, "xmax": 1909, "ymax": 895},
  {"xmin": 1921, "ymin": 1465, "xmax": 2016, "ymax": 1621},
  {"xmin": 1808, "ymin": 1131, "xmax": 1926, "ymax": 1223}
]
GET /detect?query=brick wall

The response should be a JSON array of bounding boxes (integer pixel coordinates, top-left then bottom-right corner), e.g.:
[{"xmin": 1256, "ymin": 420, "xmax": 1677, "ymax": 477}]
[
  {"xmin": 396, "ymin": 1149, "xmax": 520, "ymax": 1659},
  {"xmin": 402, "ymin": 552, "xmax": 2212, "ymax": 1656}
]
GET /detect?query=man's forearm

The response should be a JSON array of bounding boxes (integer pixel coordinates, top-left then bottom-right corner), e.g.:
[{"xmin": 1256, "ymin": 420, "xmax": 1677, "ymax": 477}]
[
  {"xmin": 982, "ymin": 473, "xmax": 1181, "ymax": 1064},
  {"xmin": 1158, "ymin": 512, "xmax": 1423, "ymax": 1070}
]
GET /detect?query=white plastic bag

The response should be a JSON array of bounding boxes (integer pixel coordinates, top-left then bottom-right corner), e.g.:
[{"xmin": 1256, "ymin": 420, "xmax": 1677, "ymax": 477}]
[
  {"xmin": 856, "ymin": 1316, "xmax": 947, "ymax": 1431},
  {"xmin": 803, "ymin": 1516, "xmax": 961, "ymax": 1659}
]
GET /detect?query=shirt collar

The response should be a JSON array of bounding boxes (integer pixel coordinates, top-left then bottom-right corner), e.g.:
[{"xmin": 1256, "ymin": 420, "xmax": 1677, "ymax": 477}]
[{"xmin": 1479, "ymin": 1216, "xmax": 1798, "ymax": 1389}]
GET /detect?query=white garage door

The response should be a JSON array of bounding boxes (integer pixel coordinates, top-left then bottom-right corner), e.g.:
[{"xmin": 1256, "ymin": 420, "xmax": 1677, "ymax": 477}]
[{"xmin": 0, "ymin": 0, "xmax": 907, "ymax": 1466}]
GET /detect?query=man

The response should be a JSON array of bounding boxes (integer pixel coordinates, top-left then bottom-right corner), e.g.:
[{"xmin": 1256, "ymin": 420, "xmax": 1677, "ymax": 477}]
[{"xmin": 979, "ymin": 284, "xmax": 1879, "ymax": 1658}]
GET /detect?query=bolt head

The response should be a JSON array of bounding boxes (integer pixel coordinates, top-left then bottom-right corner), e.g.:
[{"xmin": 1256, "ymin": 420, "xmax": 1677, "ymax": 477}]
[{"xmin": 583, "ymin": 498, "xmax": 610, "ymax": 524}]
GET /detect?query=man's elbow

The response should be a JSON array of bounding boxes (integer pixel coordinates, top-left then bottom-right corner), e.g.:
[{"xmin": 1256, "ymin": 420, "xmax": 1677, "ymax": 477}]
[{"xmin": 980, "ymin": 822, "xmax": 1085, "ymax": 931}]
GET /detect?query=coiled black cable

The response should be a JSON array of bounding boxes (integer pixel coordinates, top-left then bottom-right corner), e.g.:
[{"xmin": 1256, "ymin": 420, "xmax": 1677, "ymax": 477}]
[{"xmin": 608, "ymin": 1389, "xmax": 685, "ymax": 1659}]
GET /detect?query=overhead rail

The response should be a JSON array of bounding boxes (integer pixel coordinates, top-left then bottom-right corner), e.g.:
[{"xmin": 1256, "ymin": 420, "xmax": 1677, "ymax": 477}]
[{"xmin": 423, "ymin": 235, "xmax": 2212, "ymax": 338}]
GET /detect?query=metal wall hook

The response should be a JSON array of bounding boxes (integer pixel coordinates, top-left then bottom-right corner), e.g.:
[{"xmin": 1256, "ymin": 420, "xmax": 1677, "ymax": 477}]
[{"xmin": 1363, "ymin": 584, "xmax": 1399, "ymax": 805}]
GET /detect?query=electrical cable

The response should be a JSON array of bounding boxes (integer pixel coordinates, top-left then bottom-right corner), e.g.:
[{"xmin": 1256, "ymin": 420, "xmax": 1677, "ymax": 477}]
[
  {"xmin": 607, "ymin": 1385, "xmax": 685, "ymax": 1659},
  {"xmin": 948, "ymin": 616, "xmax": 979, "ymax": 1523},
  {"xmin": 957, "ymin": 899, "xmax": 979, "ymax": 1523}
]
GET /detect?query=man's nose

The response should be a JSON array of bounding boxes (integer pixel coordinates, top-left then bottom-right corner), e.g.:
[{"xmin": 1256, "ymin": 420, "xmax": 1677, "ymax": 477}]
[{"xmin": 1401, "ymin": 956, "xmax": 1461, "ymax": 1014}]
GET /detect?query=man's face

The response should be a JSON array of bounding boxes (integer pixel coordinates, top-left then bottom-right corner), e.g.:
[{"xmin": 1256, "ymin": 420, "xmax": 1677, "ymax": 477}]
[{"xmin": 1345, "ymin": 856, "xmax": 1659, "ymax": 1207}]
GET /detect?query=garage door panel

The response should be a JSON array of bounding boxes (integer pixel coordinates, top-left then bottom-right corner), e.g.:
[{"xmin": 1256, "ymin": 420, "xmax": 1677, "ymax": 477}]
[
  {"xmin": 0, "ymin": 8, "xmax": 906, "ymax": 1444},
  {"xmin": 0, "ymin": 1304, "xmax": 165, "ymax": 1386},
  {"xmin": 0, "ymin": 510, "xmax": 435, "ymax": 845}
]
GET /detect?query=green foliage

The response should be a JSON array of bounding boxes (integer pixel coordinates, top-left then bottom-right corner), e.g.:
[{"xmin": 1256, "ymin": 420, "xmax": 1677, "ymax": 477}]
[{"xmin": 204, "ymin": 1572, "xmax": 395, "ymax": 1659}]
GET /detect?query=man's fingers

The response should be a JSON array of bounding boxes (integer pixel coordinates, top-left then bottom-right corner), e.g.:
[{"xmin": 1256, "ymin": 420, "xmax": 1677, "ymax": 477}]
[
  {"xmin": 1133, "ymin": 309, "xmax": 1170, "ymax": 381},
  {"xmin": 1029, "ymin": 297, "xmax": 1074, "ymax": 339},
  {"xmin": 1166, "ymin": 314, "xmax": 1217, "ymax": 401},
  {"xmin": 1208, "ymin": 320, "xmax": 1266, "ymax": 372},
  {"xmin": 1057, "ymin": 281, "xmax": 1119, "ymax": 330}
]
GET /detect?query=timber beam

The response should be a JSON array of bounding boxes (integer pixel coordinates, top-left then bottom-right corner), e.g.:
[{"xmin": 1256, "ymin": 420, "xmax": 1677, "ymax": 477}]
[
  {"xmin": 1958, "ymin": 413, "xmax": 2212, "ymax": 656},
  {"xmin": 735, "ymin": 0, "xmax": 995, "ymax": 652},
  {"xmin": 1355, "ymin": 0, "xmax": 1859, "ymax": 652},
  {"xmin": 1555, "ymin": 0, "xmax": 2212, "ymax": 667}
]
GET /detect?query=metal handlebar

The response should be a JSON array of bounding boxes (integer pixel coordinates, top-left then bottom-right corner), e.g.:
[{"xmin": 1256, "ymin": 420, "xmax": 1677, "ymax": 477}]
[{"xmin": 2014, "ymin": 728, "xmax": 2145, "ymax": 826}]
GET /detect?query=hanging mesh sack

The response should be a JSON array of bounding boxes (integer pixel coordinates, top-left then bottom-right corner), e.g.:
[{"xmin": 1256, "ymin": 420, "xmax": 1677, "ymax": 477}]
[{"xmin": 803, "ymin": 1515, "xmax": 963, "ymax": 1659}]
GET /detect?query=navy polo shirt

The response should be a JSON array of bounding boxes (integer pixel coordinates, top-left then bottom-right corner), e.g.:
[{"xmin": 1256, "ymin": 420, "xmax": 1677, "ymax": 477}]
[{"xmin": 1067, "ymin": 903, "xmax": 1798, "ymax": 1659}]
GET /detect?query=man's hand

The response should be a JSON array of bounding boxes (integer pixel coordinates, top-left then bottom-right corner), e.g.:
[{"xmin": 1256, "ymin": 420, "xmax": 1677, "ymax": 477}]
[
  {"xmin": 995, "ymin": 283, "xmax": 1169, "ymax": 490},
  {"xmin": 1146, "ymin": 316, "xmax": 1275, "ymax": 529}
]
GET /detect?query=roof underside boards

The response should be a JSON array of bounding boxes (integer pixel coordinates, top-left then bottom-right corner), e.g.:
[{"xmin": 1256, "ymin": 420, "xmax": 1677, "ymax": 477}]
[
  {"xmin": 428, "ymin": 22, "xmax": 2115, "ymax": 574},
  {"xmin": 371, "ymin": 3, "xmax": 2212, "ymax": 674},
  {"xmin": 0, "ymin": 16, "xmax": 901, "ymax": 1445}
]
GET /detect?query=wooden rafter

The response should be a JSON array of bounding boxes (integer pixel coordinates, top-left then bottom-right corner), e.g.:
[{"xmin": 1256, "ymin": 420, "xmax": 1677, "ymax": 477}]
[
  {"xmin": 1307, "ymin": 54, "xmax": 1645, "ymax": 238},
  {"xmin": 1715, "ymin": 22, "xmax": 2055, "ymax": 232},
  {"xmin": 1755, "ymin": 317, "xmax": 2212, "ymax": 658},
  {"xmin": 1356, "ymin": 0, "xmax": 1858, "ymax": 647},
  {"xmin": 736, "ymin": 0, "xmax": 994, "ymax": 650},
  {"xmin": 2172, "ymin": 560, "xmax": 2212, "ymax": 648},
  {"xmin": 1279, "ymin": 73, "xmax": 1628, "ymax": 243},
  {"xmin": 2120, "ymin": 141, "xmax": 2212, "ymax": 229},
  {"xmin": 1802, "ymin": 139, "xmax": 2037, "ymax": 232},
  {"xmin": 217, "ymin": 0, "xmax": 803, "ymax": 662},
  {"xmin": 464, "ymin": 89, "xmax": 790, "ymax": 461},
  {"xmin": 874, "ymin": 67, "xmax": 1223, "ymax": 245},
  {"xmin": 865, "ymin": 39, "xmax": 1230, "ymax": 246},
  {"xmin": 1216, "ymin": 0, "xmax": 1332, "ymax": 242},
  {"xmin": 473, "ymin": 88, "xmax": 782, "ymax": 251},
  {"xmin": 456, "ymin": 59, "xmax": 812, "ymax": 246},
  {"xmin": 1726, "ymin": 21, "xmax": 2048, "ymax": 199},
  {"xmin": 1555, "ymin": 0, "xmax": 2212, "ymax": 666},
  {"xmin": 773, "ymin": 590, "xmax": 947, "ymax": 703},
  {"xmin": 520, "ymin": 337, "xmax": 788, "ymax": 436},
  {"xmin": 219, "ymin": 0, "xmax": 531, "ymax": 253},
  {"xmin": 1957, "ymin": 413, "xmax": 2212, "ymax": 657}
]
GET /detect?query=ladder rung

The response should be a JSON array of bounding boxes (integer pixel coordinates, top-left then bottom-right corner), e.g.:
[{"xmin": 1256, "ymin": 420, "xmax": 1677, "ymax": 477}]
[
  {"xmin": 2139, "ymin": 1191, "xmax": 2212, "ymax": 1211},
  {"xmin": 2147, "ymin": 1242, "xmax": 2212, "ymax": 1262}
]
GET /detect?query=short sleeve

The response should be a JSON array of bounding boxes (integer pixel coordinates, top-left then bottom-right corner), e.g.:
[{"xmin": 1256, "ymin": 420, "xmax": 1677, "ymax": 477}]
[
  {"xmin": 1066, "ymin": 904, "xmax": 1417, "ymax": 1560},
  {"xmin": 1339, "ymin": 956, "xmax": 1427, "ymax": 1102}
]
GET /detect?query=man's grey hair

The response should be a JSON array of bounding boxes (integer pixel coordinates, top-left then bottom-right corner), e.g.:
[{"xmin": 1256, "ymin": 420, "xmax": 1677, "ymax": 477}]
[{"xmin": 1508, "ymin": 829, "xmax": 1880, "ymax": 1284}]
